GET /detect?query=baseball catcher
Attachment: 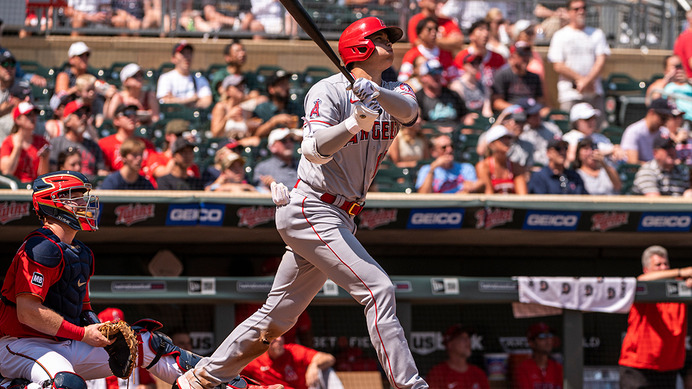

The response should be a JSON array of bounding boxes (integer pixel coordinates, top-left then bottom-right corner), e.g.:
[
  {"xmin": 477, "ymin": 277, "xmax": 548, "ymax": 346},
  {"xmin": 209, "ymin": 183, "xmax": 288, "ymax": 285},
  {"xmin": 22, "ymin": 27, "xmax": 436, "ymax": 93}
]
[{"xmin": 0, "ymin": 171, "xmax": 272, "ymax": 389}]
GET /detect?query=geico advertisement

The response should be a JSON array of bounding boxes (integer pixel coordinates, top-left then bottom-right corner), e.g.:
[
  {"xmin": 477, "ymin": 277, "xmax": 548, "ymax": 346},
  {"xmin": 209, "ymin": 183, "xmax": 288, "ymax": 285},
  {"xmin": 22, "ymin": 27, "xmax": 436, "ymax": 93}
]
[
  {"xmin": 406, "ymin": 208, "xmax": 465, "ymax": 229},
  {"xmin": 166, "ymin": 203, "xmax": 226, "ymax": 226}
]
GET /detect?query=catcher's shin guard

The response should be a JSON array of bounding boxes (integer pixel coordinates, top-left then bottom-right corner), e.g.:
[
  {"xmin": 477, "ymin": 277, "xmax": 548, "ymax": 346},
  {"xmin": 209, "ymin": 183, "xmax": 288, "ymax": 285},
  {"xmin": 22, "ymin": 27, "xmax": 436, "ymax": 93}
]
[
  {"xmin": 50, "ymin": 372, "xmax": 86, "ymax": 389},
  {"xmin": 141, "ymin": 329, "xmax": 202, "ymax": 372}
]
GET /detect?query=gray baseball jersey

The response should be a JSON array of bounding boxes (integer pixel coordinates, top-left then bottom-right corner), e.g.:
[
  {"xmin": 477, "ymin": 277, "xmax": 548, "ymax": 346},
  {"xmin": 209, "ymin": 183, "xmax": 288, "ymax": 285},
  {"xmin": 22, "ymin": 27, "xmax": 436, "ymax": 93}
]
[
  {"xmin": 192, "ymin": 73, "xmax": 428, "ymax": 389},
  {"xmin": 299, "ymin": 73, "xmax": 417, "ymax": 201}
]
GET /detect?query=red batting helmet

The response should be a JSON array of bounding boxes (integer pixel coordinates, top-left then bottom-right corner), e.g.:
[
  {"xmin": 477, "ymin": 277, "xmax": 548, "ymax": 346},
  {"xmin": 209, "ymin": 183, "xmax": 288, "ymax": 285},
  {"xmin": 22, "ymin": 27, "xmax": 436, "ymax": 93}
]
[
  {"xmin": 32, "ymin": 170, "xmax": 99, "ymax": 231},
  {"xmin": 338, "ymin": 17, "xmax": 403, "ymax": 66}
]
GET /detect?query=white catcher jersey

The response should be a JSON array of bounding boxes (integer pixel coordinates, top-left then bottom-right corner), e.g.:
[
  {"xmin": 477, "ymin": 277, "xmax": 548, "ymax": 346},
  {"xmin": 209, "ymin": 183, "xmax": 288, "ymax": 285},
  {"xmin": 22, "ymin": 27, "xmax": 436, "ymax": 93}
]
[{"xmin": 299, "ymin": 73, "xmax": 417, "ymax": 201}]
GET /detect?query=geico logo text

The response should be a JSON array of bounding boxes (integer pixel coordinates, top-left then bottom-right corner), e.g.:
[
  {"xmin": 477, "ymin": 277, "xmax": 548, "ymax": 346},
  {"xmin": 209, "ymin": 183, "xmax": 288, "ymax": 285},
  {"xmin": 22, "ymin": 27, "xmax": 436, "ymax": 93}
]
[
  {"xmin": 170, "ymin": 208, "xmax": 223, "ymax": 222},
  {"xmin": 527, "ymin": 214, "xmax": 578, "ymax": 227},
  {"xmin": 642, "ymin": 216, "xmax": 691, "ymax": 228},
  {"xmin": 411, "ymin": 212, "xmax": 462, "ymax": 225}
]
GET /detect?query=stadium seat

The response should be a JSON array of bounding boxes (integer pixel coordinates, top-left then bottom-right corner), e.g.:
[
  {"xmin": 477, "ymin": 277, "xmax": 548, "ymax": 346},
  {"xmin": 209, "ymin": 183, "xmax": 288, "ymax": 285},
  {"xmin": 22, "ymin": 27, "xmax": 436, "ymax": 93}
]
[
  {"xmin": 617, "ymin": 163, "xmax": 641, "ymax": 195},
  {"xmin": 604, "ymin": 72, "xmax": 646, "ymax": 96},
  {"xmin": 97, "ymin": 119, "xmax": 116, "ymax": 138},
  {"xmin": 106, "ymin": 61, "xmax": 131, "ymax": 86},
  {"xmin": 302, "ymin": 66, "xmax": 332, "ymax": 87},
  {"xmin": 0, "ymin": 174, "xmax": 22, "ymax": 190},
  {"xmin": 206, "ymin": 63, "xmax": 226, "ymax": 80},
  {"xmin": 373, "ymin": 166, "xmax": 415, "ymax": 193},
  {"xmin": 253, "ymin": 65, "xmax": 284, "ymax": 92},
  {"xmin": 31, "ymin": 84, "xmax": 52, "ymax": 108},
  {"xmin": 18, "ymin": 60, "xmax": 53, "ymax": 81},
  {"xmin": 156, "ymin": 62, "xmax": 175, "ymax": 78},
  {"xmin": 159, "ymin": 103, "xmax": 204, "ymax": 122},
  {"xmin": 602, "ymin": 126, "xmax": 624, "ymax": 144}
]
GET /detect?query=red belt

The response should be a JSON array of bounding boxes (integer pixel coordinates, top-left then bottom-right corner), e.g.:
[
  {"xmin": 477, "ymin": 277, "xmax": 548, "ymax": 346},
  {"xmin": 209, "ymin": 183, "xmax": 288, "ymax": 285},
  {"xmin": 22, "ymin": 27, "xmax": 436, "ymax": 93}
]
[{"xmin": 295, "ymin": 180, "xmax": 364, "ymax": 216}]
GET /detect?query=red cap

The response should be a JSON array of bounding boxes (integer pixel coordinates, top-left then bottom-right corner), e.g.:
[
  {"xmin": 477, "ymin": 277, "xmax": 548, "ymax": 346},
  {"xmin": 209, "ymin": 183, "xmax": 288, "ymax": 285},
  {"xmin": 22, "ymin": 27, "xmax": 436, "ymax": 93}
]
[
  {"xmin": 13, "ymin": 102, "xmax": 37, "ymax": 121},
  {"xmin": 98, "ymin": 307, "xmax": 125, "ymax": 322},
  {"xmin": 527, "ymin": 322, "xmax": 553, "ymax": 340},
  {"xmin": 63, "ymin": 100, "xmax": 85, "ymax": 119},
  {"xmin": 443, "ymin": 324, "xmax": 473, "ymax": 347}
]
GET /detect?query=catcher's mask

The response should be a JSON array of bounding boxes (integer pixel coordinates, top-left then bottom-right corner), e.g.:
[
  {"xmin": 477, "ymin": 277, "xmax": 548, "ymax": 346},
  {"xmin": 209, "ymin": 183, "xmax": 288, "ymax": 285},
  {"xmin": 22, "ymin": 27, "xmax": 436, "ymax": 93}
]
[{"xmin": 32, "ymin": 170, "xmax": 99, "ymax": 231}]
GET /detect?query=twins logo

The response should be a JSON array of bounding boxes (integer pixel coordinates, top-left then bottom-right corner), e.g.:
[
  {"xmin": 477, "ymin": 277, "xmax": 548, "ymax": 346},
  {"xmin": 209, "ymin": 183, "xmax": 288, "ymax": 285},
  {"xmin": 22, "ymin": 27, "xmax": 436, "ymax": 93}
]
[{"xmin": 0, "ymin": 201, "xmax": 31, "ymax": 224}]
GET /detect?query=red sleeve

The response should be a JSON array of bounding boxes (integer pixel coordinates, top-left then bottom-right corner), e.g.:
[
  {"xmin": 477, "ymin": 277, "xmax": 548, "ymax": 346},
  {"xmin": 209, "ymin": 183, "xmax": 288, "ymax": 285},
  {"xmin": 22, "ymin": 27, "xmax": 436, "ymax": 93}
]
[
  {"xmin": 401, "ymin": 48, "xmax": 421, "ymax": 66},
  {"xmin": 439, "ymin": 18, "xmax": 461, "ymax": 35},
  {"xmin": 453, "ymin": 49, "xmax": 468, "ymax": 69},
  {"xmin": 407, "ymin": 13, "xmax": 422, "ymax": 46},
  {"xmin": 14, "ymin": 249, "xmax": 62, "ymax": 301},
  {"xmin": 1, "ymin": 136, "xmax": 14, "ymax": 158},
  {"xmin": 285, "ymin": 343, "xmax": 318, "ymax": 366},
  {"xmin": 513, "ymin": 360, "xmax": 532, "ymax": 389}
]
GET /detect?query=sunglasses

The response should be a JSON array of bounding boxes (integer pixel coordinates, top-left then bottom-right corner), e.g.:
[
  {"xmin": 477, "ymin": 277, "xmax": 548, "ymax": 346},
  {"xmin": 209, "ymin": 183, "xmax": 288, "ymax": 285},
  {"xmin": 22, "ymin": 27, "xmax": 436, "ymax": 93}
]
[
  {"xmin": 131, "ymin": 72, "xmax": 144, "ymax": 80},
  {"xmin": 535, "ymin": 333, "xmax": 554, "ymax": 339},
  {"xmin": 552, "ymin": 146, "xmax": 568, "ymax": 152},
  {"xmin": 75, "ymin": 108, "xmax": 90, "ymax": 117},
  {"xmin": 119, "ymin": 109, "xmax": 137, "ymax": 117},
  {"xmin": 78, "ymin": 52, "xmax": 91, "ymax": 59},
  {"xmin": 1, "ymin": 60, "xmax": 16, "ymax": 68},
  {"xmin": 570, "ymin": 6, "xmax": 587, "ymax": 11}
]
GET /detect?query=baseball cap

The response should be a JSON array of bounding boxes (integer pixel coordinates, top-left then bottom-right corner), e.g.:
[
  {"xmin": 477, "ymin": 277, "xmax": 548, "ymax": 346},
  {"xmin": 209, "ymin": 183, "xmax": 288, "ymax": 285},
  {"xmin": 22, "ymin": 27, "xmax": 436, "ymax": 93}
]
[
  {"xmin": 513, "ymin": 20, "xmax": 535, "ymax": 37},
  {"xmin": 527, "ymin": 322, "xmax": 553, "ymax": 340},
  {"xmin": 165, "ymin": 119, "xmax": 191, "ymax": 135},
  {"xmin": 172, "ymin": 40, "xmax": 193, "ymax": 55},
  {"xmin": 653, "ymin": 135, "xmax": 676, "ymax": 150},
  {"xmin": 114, "ymin": 103, "xmax": 138, "ymax": 117},
  {"xmin": 501, "ymin": 105, "xmax": 527, "ymax": 123},
  {"xmin": 1, "ymin": 50, "xmax": 16, "ymax": 65},
  {"xmin": 517, "ymin": 97, "xmax": 543, "ymax": 116},
  {"xmin": 484, "ymin": 125, "xmax": 513, "ymax": 144},
  {"xmin": 171, "ymin": 137, "xmax": 195, "ymax": 154},
  {"xmin": 219, "ymin": 151, "xmax": 246, "ymax": 170},
  {"xmin": 62, "ymin": 100, "xmax": 85, "ymax": 119},
  {"xmin": 10, "ymin": 82, "xmax": 32, "ymax": 99},
  {"xmin": 443, "ymin": 324, "xmax": 473, "ymax": 348},
  {"xmin": 68, "ymin": 41, "xmax": 90, "ymax": 58},
  {"xmin": 510, "ymin": 41, "xmax": 532, "ymax": 57},
  {"xmin": 268, "ymin": 128, "xmax": 295, "ymax": 147},
  {"xmin": 98, "ymin": 307, "xmax": 125, "ymax": 322},
  {"xmin": 462, "ymin": 53, "xmax": 482, "ymax": 65},
  {"xmin": 267, "ymin": 70, "xmax": 290, "ymax": 87},
  {"xmin": 221, "ymin": 74, "xmax": 245, "ymax": 89},
  {"xmin": 570, "ymin": 102, "xmax": 600, "ymax": 122},
  {"xmin": 12, "ymin": 101, "xmax": 37, "ymax": 121},
  {"xmin": 547, "ymin": 137, "xmax": 569, "ymax": 150},
  {"xmin": 419, "ymin": 59, "xmax": 444, "ymax": 76},
  {"xmin": 648, "ymin": 98, "xmax": 678, "ymax": 116},
  {"xmin": 120, "ymin": 63, "xmax": 142, "ymax": 83}
]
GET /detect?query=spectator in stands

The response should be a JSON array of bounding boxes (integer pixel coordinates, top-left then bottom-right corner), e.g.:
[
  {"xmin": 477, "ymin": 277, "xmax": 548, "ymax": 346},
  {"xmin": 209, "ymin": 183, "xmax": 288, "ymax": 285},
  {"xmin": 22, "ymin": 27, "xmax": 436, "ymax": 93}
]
[
  {"xmin": 111, "ymin": 0, "xmax": 144, "ymax": 30},
  {"xmin": 665, "ymin": 109, "xmax": 692, "ymax": 166},
  {"xmin": 513, "ymin": 322, "xmax": 563, "ymax": 389},
  {"xmin": 253, "ymin": 128, "xmax": 300, "ymax": 190},
  {"xmin": 44, "ymin": 92, "xmax": 77, "ymax": 140},
  {"xmin": 475, "ymin": 125, "xmax": 527, "ymax": 194},
  {"xmin": 98, "ymin": 103, "xmax": 157, "ymax": 172},
  {"xmin": 211, "ymin": 40, "xmax": 247, "ymax": 101},
  {"xmin": 211, "ymin": 75, "xmax": 256, "ymax": 139},
  {"xmin": 440, "ymin": 0, "xmax": 514, "ymax": 32},
  {"xmin": 157, "ymin": 138, "xmax": 203, "ymax": 190},
  {"xmin": 485, "ymin": 8, "xmax": 510, "ymax": 59},
  {"xmin": 621, "ymin": 98, "xmax": 676, "ymax": 164},
  {"xmin": 205, "ymin": 150, "xmax": 256, "ymax": 192},
  {"xmin": 512, "ymin": 20, "xmax": 545, "ymax": 82},
  {"xmin": 416, "ymin": 134, "xmax": 481, "ymax": 193},
  {"xmin": 674, "ymin": 10, "xmax": 692, "ymax": 79},
  {"xmin": 100, "ymin": 138, "xmax": 155, "ymax": 190},
  {"xmin": 453, "ymin": 20, "xmax": 506, "ymax": 91},
  {"xmin": 426, "ymin": 324, "xmax": 489, "ymax": 389},
  {"xmin": 562, "ymin": 102, "xmax": 615, "ymax": 165},
  {"xmin": 202, "ymin": 1, "xmax": 255, "ymax": 33},
  {"xmin": 248, "ymin": 0, "xmax": 298, "ymax": 36},
  {"xmin": 491, "ymin": 42, "xmax": 546, "ymax": 114},
  {"xmin": 619, "ymin": 245, "xmax": 692, "ymax": 389},
  {"xmin": 55, "ymin": 42, "xmax": 94, "ymax": 96},
  {"xmin": 75, "ymin": 73, "xmax": 112, "ymax": 130},
  {"xmin": 241, "ymin": 335, "xmax": 343, "ymax": 389},
  {"xmin": 0, "ymin": 50, "xmax": 19, "ymax": 142},
  {"xmin": 49, "ymin": 100, "xmax": 108, "ymax": 179},
  {"xmin": 662, "ymin": 60, "xmax": 692, "ymax": 124},
  {"xmin": 157, "ymin": 41, "xmax": 213, "ymax": 109},
  {"xmin": 517, "ymin": 98, "xmax": 561, "ymax": 168},
  {"xmin": 646, "ymin": 55, "xmax": 682, "ymax": 105},
  {"xmin": 477, "ymin": 105, "xmax": 534, "ymax": 170},
  {"xmin": 170, "ymin": 328, "xmax": 194, "ymax": 350},
  {"xmin": 633, "ymin": 136, "xmax": 692, "ymax": 197},
  {"xmin": 146, "ymin": 119, "xmax": 200, "ymax": 180},
  {"xmin": 252, "ymin": 70, "xmax": 301, "ymax": 138},
  {"xmin": 0, "ymin": 102, "xmax": 49, "ymax": 182},
  {"xmin": 456, "ymin": 53, "xmax": 493, "ymax": 118},
  {"xmin": 86, "ymin": 308, "xmax": 156, "ymax": 389},
  {"xmin": 408, "ymin": 0, "xmax": 463, "ymax": 52},
  {"xmin": 398, "ymin": 18, "xmax": 458, "ymax": 85},
  {"xmin": 389, "ymin": 116, "xmax": 430, "ymax": 168},
  {"xmin": 56, "ymin": 147, "xmax": 82, "ymax": 172},
  {"xmin": 65, "ymin": 0, "xmax": 112, "ymax": 36},
  {"xmin": 416, "ymin": 60, "xmax": 474, "ymax": 132},
  {"xmin": 528, "ymin": 138, "xmax": 588, "ymax": 194},
  {"xmin": 573, "ymin": 138, "xmax": 621, "ymax": 195},
  {"xmin": 0, "ymin": 47, "xmax": 47, "ymax": 88},
  {"xmin": 548, "ymin": 0, "xmax": 610, "ymax": 114},
  {"xmin": 107, "ymin": 63, "xmax": 159, "ymax": 125},
  {"xmin": 333, "ymin": 336, "xmax": 378, "ymax": 372}
]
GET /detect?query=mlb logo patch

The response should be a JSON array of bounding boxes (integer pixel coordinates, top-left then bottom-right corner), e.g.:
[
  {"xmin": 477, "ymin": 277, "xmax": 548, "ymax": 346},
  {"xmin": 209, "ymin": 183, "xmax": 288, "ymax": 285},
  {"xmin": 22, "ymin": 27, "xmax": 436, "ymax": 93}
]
[{"xmin": 31, "ymin": 272, "xmax": 44, "ymax": 287}]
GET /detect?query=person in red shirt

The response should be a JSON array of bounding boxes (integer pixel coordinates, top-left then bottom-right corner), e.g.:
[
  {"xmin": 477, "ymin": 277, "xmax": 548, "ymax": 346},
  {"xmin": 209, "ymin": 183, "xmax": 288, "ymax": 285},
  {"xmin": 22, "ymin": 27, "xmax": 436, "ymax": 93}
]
[
  {"xmin": 98, "ymin": 103, "xmax": 157, "ymax": 172},
  {"xmin": 454, "ymin": 20, "xmax": 506, "ymax": 91},
  {"xmin": 399, "ymin": 17, "xmax": 458, "ymax": 86},
  {"xmin": 618, "ymin": 245, "xmax": 692, "ymax": 389},
  {"xmin": 241, "ymin": 336, "xmax": 343, "ymax": 389},
  {"xmin": 674, "ymin": 10, "xmax": 692, "ymax": 78},
  {"xmin": 512, "ymin": 322, "xmax": 563, "ymax": 389},
  {"xmin": 0, "ymin": 102, "xmax": 49, "ymax": 182},
  {"xmin": 407, "ymin": 0, "xmax": 463, "ymax": 52},
  {"xmin": 426, "ymin": 324, "xmax": 489, "ymax": 389}
]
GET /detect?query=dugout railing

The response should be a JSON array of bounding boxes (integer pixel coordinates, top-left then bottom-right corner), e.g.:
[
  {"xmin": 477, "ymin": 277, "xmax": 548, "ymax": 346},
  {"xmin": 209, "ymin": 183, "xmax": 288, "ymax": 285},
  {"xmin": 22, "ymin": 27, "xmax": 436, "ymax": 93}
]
[{"xmin": 87, "ymin": 276, "xmax": 691, "ymax": 389}]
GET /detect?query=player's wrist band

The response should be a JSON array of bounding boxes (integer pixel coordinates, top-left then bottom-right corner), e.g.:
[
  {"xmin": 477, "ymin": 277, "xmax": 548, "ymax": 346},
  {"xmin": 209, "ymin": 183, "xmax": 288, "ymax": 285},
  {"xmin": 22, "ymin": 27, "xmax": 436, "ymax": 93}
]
[
  {"xmin": 345, "ymin": 116, "xmax": 360, "ymax": 135},
  {"xmin": 56, "ymin": 319, "xmax": 86, "ymax": 341}
]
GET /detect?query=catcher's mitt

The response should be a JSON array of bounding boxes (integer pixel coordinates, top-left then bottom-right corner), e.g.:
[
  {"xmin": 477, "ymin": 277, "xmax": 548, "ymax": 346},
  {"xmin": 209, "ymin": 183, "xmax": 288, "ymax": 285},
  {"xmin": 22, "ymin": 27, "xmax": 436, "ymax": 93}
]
[{"xmin": 99, "ymin": 320, "xmax": 138, "ymax": 378}]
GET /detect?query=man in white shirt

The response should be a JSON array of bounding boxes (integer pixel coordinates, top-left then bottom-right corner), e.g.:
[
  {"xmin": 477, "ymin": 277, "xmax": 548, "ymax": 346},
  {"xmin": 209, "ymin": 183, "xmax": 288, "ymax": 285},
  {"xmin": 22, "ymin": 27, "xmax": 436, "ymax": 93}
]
[
  {"xmin": 157, "ymin": 41, "xmax": 213, "ymax": 109},
  {"xmin": 547, "ymin": 0, "xmax": 610, "ymax": 115}
]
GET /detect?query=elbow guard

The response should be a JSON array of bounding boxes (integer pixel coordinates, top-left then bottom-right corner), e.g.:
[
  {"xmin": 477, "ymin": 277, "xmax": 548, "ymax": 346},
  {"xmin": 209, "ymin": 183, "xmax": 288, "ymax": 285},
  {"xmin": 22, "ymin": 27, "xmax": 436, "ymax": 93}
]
[{"xmin": 301, "ymin": 137, "xmax": 333, "ymax": 165}]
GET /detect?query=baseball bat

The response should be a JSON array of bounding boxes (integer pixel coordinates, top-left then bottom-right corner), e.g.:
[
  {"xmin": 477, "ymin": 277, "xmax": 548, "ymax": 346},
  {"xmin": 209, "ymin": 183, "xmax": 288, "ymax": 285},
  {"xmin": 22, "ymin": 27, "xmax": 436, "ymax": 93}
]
[{"xmin": 279, "ymin": 0, "xmax": 355, "ymax": 85}]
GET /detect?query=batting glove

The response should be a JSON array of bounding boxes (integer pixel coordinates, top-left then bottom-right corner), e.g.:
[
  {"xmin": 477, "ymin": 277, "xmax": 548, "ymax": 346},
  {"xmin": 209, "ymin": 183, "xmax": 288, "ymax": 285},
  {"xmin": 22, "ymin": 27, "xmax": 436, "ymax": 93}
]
[
  {"xmin": 346, "ymin": 100, "xmax": 381, "ymax": 134},
  {"xmin": 270, "ymin": 182, "xmax": 290, "ymax": 206},
  {"xmin": 350, "ymin": 78, "xmax": 380, "ymax": 103}
]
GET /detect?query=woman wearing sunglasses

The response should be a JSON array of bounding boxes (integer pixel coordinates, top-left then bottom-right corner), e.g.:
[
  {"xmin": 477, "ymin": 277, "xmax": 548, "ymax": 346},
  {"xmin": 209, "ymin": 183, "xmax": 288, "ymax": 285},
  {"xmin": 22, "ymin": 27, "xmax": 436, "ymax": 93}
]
[{"xmin": 0, "ymin": 102, "xmax": 50, "ymax": 183}]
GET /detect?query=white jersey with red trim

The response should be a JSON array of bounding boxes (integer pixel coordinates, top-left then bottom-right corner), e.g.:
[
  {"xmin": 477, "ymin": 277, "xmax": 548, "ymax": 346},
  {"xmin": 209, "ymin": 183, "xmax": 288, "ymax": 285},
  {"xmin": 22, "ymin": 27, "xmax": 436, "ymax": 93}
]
[{"xmin": 300, "ymin": 73, "xmax": 416, "ymax": 201}]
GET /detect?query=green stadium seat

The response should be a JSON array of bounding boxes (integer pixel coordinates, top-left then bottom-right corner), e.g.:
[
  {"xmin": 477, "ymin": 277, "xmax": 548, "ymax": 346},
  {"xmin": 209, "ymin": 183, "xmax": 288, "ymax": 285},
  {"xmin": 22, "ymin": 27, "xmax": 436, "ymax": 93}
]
[
  {"xmin": 617, "ymin": 163, "xmax": 641, "ymax": 195},
  {"xmin": 206, "ymin": 63, "xmax": 226, "ymax": 80},
  {"xmin": 604, "ymin": 72, "xmax": 646, "ymax": 96},
  {"xmin": 158, "ymin": 103, "xmax": 204, "ymax": 122},
  {"xmin": 97, "ymin": 119, "xmax": 116, "ymax": 138},
  {"xmin": 602, "ymin": 126, "xmax": 624, "ymax": 144},
  {"xmin": 373, "ymin": 166, "xmax": 415, "ymax": 193},
  {"xmin": 302, "ymin": 66, "xmax": 332, "ymax": 87}
]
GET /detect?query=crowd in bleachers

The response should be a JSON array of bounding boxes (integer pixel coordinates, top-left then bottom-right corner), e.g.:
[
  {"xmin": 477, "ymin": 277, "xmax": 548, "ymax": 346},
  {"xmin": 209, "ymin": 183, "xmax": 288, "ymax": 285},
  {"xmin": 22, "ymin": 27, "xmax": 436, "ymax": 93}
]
[{"xmin": 2, "ymin": 0, "xmax": 692, "ymax": 196}]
